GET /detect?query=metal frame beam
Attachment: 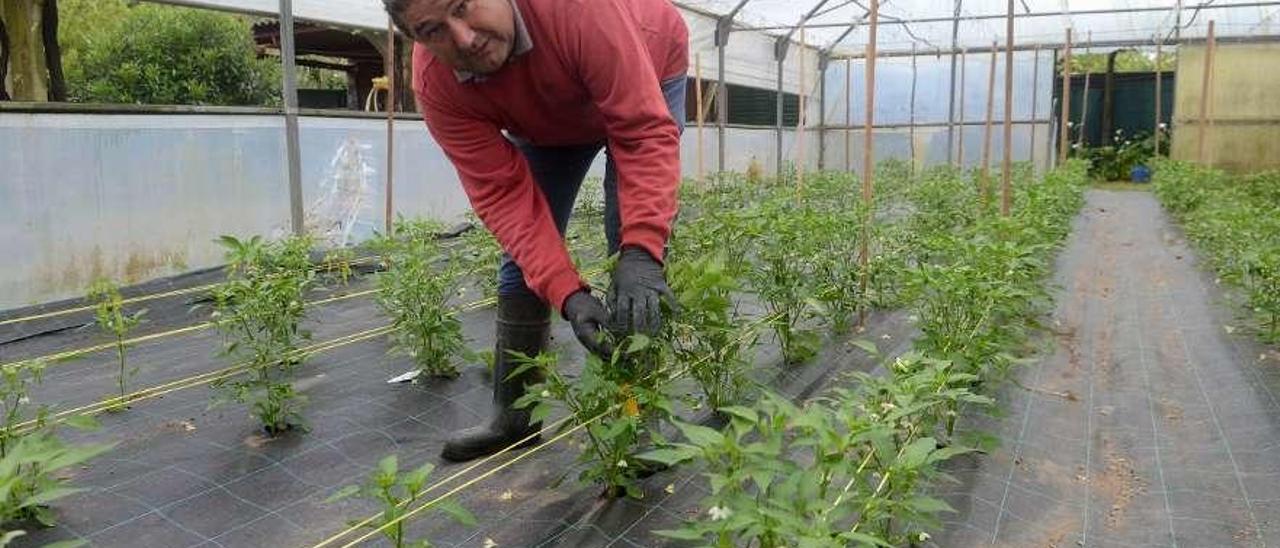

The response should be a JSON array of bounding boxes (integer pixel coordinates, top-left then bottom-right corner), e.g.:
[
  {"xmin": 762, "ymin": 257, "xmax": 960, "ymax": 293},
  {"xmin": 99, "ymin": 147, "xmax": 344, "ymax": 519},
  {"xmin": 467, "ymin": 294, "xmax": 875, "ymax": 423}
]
[
  {"xmin": 743, "ymin": 1, "xmax": 1279, "ymax": 32},
  {"xmin": 835, "ymin": 33, "xmax": 1280, "ymax": 59}
]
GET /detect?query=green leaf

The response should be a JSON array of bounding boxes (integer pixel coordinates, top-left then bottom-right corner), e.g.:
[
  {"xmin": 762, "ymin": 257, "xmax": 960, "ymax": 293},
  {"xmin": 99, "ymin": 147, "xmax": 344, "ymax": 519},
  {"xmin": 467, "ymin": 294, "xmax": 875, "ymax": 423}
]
[
  {"xmin": 838, "ymin": 531, "xmax": 895, "ymax": 547},
  {"xmin": 635, "ymin": 447, "xmax": 698, "ymax": 467},
  {"xmin": 717, "ymin": 406, "xmax": 758, "ymax": 425},
  {"xmin": 323, "ymin": 485, "xmax": 360, "ymax": 503},
  {"xmin": 0, "ymin": 531, "xmax": 25, "ymax": 548},
  {"xmin": 905, "ymin": 495, "xmax": 956, "ymax": 514},
  {"xmin": 851, "ymin": 339, "xmax": 880, "ymax": 356},
  {"xmin": 434, "ymin": 498, "xmax": 477, "ymax": 526},
  {"xmin": 19, "ymin": 487, "xmax": 84, "ymax": 509},
  {"xmin": 377, "ymin": 455, "xmax": 398, "ymax": 478},
  {"xmin": 625, "ymin": 334, "xmax": 651, "ymax": 354},
  {"xmin": 60, "ymin": 414, "xmax": 100, "ymax": 431},
  {"xmin": 38, "ymin": 540, "xmax": 86, "ymax": 548},
  {"xmin": 900, "ymin": 437, "xmax": 937, "ymax": 469},
  {"xmin": 653, "ymin": 528, "xmax": 705, "ymax": 541},
  {"xmin": 675, "ymin": 422, "xmax": 724, "ymax": 448}
]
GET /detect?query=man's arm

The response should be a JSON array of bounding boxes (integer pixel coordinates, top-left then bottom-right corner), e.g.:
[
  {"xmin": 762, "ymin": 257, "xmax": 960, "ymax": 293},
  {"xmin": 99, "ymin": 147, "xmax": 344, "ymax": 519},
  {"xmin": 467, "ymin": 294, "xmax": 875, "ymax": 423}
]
[
  {"xmin": 418, "ymin": 91, "xmax": 586, "ymax": 312},
  {"xmin": 560, "ymin": 0, "xmax": 684, "ymax": 263}
]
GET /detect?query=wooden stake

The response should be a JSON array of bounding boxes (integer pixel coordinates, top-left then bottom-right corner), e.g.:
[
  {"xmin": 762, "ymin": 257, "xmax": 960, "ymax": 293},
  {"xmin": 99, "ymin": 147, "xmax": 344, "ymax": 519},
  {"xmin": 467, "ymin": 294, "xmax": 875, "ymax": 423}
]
[
  {"xmin": 695, "ymin": 52, "xmax": 705, "ymax": 184},
  {"xmin": 1059, "ymin": 29, "xmax": 1072, "ymax": 164},
  {"xmin": 909, "ymin": 44, "xmax": 918, "ymax": 172},
  {"xmin": 385, "ymin": 17, "xmax": 396, "ymax": 234},
  {"xmin": 1198, "ymin": 20, "xmax": 1216, "ymax": 165},
  {"xmin": 859, "ymin": 0, "xmax": 879, "ymax": 326},
  {"xmin": 1001, "ymin": 0, "xmax": 1014, "ymax": 216},
  {"xmin": 798, "ymin": 26, "xmax": 807, "ymax": 192},
  {"xmin": 958, "ymin": 48, "xmax": 967, "ymax": 167},
  {"xmin": 1154, "ymin": 35, "xmax": 1163, "ymax": 157},
  {"xmin": 982, "ymin": 41, "xmax": 997, "ymax": 196},
  {"xmin": 845, "ymin": 58, "xmax": 852, "ymax": 172}
]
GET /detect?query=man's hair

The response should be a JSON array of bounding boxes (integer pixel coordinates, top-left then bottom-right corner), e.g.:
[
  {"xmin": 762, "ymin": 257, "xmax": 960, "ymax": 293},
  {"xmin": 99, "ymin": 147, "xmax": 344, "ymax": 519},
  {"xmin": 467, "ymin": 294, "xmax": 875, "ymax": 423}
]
[{"xmin": 383, "ymin": 0, "xmax": 415, "ymax": 38}]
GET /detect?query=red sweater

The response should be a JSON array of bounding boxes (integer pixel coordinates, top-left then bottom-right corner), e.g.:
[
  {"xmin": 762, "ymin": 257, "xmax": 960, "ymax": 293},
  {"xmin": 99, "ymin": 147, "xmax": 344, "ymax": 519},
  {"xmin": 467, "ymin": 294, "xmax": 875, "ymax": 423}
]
[{"xmin": 413, "ymin": 0, "xmax": 688, "ymax": 312}]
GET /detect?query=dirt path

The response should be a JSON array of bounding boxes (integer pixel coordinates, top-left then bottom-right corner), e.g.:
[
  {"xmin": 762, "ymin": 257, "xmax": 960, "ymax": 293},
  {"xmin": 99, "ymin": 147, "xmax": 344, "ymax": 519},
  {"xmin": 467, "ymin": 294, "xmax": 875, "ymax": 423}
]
[{"xmin": 934, "ymin": 189, "xmax": 1280, "ymax": 547}]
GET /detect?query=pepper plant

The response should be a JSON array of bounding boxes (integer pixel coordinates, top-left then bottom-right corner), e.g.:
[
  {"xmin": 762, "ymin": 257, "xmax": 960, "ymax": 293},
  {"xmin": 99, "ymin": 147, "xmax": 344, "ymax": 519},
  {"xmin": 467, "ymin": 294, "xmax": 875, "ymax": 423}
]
[
  {"xmin": 211, "ymin": 234, "xmax": 315, "ymax": 435},
  {"xmin": 370, "ymin": 219, "xmax": 469, "ymax": 378},
  {"xmin": 327, "ymin": 454, "xmax": 475, "ymax": 548},
  {"xmin": 86, "ymin": 279, "xmax": 147, "ymax": 412},
  {"xmin": 667, "ymin": 253, "xmax": 757, "ymax": 411},
  {"xmin": 0, "ymin": 361, "xmax": 115, "ymax": 536},
  {"xmin": 513, "ymin": 334, "xmax": 675, "ymax": 499}
]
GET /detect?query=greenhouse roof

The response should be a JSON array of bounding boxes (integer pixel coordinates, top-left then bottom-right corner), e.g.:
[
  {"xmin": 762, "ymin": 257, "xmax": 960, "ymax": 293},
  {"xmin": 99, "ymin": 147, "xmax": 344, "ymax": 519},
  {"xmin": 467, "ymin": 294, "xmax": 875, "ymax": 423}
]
[
  {"xmin": 693, "ymin": 0, "xmax": 1280, "ymax": 55},
  {"xmin": 152, "ymin": 0, "xmax": 1280, "ymax": 56}
]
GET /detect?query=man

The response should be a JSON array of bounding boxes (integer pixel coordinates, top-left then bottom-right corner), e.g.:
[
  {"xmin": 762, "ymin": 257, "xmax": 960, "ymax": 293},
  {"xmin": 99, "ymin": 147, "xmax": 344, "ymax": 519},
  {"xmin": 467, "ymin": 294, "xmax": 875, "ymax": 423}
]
[{"xmin": 383, "ymin": 0, "xmax": 688, "ymax": 462}]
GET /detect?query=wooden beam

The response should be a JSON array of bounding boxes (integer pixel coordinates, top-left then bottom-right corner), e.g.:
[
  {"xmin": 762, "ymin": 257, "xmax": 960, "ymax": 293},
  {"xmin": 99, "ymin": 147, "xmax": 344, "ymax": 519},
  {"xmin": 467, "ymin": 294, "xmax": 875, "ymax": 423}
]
[
  {"xmin": 1029, "ymin": 47, "xmax": 1040, "ymax": 171},
  {"xmin": 909, "ymin": 43, "xmax": 918, "ymax": 172},
  {"xmin": 859, "ymin": 0, "xmax": 879, "ymax": 326},
  {"xmin": 845, "ymin": 58, "xmax": 852, "ymax": 171}
]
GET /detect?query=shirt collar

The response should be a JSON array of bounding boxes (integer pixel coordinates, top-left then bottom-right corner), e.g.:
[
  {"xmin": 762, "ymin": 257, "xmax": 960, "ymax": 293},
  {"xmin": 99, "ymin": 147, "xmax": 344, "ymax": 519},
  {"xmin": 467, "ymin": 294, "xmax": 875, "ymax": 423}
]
[{"xmin": 453, "ymin": 0, "xmax": 534, "ymax": 83}]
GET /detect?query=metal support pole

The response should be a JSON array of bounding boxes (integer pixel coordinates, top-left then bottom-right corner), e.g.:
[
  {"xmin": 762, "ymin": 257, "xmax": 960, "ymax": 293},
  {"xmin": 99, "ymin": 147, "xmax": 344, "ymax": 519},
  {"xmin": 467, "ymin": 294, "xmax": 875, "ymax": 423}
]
[
  {"xmin": 1030, "ymin": 47, "xmax": 1040, "ymax": 172},
  {"xmin": 909, "ymin": 43, "xmax": 918, "ymax": 171},
  {"xmin": 716, "ymin": 18, "xmax": 730, "ymax": 173},
  {"xmin": 1001, "ymin": 0, "xmax": 1014, "ymax": 216},
  {"xmin": 1154, "ymin": 35, "xmax": 1163, "ymax": 156},
  {"xmin": 384, "ymin": 18, "xmax": 396, "ymax": 234},
  {"xmin": 958, "ymin": 48, "xmax": 967, "ymax": 167},
  {"xmin": 845, "ymin": 58, "xmax": 852, "ymax": 171},
  {"xmin": 280, "ymin": 0, "xmax": 304, "ymax": 237},
  {"xmin": 982, "ymin": 42, "xmax": 996, "ymax": 193},
  {"xmin": 797, "ymin": 27, "xmax": 807, "ymax": 190},
  {"xmin": 776, "ymin": 55, "xmax": 785, "ymax": 177},
  {"xmin": 696, "ymin": 52, "xmax": 705, "ymax": 183},
  {"xmin": 1059, "ymin": 29, "xmax": 1072, "ymax": 164},
  {"xmin": 1078, "ymin": 33, "xmax": 1093, "ymax": 149},
  {"xmin": 946, "ymin": 0, "xmax": 963, "ymax": 166},
  {"xmin": 819, "ymin": 55, "xmax": 827, "ymax": 170}
]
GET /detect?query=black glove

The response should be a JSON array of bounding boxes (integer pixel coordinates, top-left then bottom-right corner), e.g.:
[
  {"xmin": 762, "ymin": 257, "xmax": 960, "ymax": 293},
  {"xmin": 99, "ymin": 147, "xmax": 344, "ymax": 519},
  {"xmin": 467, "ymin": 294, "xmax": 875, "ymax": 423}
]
[
  {"xmin": 563, "ymin": 290, "xmax": 613, "ymax": 358},
  {"xmin": 608, "ymin": 247, "xmax": 675, "ymax": 337}
]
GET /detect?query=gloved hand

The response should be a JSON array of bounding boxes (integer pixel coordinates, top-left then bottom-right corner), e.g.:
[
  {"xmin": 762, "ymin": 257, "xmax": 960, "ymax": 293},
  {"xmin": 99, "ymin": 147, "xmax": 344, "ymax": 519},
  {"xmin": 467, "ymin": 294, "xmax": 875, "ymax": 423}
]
[
  {"xmin": 563, "ymin": 290, "xmax": 613, "ymax": 358},
  {"xmin": 608, "ymin": 247, "xmax": 675, "ymax": 337}
]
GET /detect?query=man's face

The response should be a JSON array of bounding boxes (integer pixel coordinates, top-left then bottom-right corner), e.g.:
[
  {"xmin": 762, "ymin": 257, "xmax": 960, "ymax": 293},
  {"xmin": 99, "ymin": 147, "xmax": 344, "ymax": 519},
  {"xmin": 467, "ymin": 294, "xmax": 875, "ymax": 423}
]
[{"xmin": 402, "ymin": 0, "xmax": 516, "ymax": 75}]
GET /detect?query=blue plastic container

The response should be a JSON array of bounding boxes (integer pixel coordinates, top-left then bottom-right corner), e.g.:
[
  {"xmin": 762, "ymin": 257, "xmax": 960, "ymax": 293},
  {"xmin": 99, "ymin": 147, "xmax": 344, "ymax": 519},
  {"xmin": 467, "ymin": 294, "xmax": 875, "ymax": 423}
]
[{"xmin": 1131, "ymin": 164, "xmax": 1152, "ymax": 183}]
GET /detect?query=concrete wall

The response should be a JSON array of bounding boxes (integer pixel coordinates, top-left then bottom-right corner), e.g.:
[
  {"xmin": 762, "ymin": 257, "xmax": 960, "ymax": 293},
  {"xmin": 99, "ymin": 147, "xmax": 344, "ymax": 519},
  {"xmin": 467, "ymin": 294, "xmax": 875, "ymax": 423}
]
[
  {"xmin": 1171, "ymin": 43, "xmax": 1280, "ymax": 172},
  {"xmin": 0, "ymin": 113, "xmax": 807, "ymax": 310}
]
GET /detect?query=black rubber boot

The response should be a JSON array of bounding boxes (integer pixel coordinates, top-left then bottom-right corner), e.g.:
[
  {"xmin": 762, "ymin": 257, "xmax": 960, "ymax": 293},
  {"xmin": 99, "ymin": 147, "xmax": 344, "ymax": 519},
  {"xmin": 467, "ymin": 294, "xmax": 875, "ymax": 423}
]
[{"xmin": 441, "ymin": 292, "xmax": 550, "ymax": 462}]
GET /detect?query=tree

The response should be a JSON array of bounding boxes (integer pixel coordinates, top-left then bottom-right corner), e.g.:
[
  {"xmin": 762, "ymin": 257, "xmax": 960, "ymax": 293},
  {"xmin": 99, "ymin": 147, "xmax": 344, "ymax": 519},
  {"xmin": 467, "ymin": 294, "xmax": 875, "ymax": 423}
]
[
  {"xmin": 1070, "ymin": 50, "xmax": 1176, "ymax": 74},
  {"xmin": 61, "ymin": 1, "xmax": 280, "ymax": 106},
  {"xmin": 1, "ymin": 0, "xmax": 64, "ymax": 101}
]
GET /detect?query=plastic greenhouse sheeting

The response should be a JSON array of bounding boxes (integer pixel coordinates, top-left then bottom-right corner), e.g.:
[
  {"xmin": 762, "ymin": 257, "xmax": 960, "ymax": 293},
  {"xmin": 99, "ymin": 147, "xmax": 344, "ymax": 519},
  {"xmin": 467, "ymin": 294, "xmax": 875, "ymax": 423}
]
[{"xmin": 684, "ymin": 0, "xmax": 1280, "ymax": 54}]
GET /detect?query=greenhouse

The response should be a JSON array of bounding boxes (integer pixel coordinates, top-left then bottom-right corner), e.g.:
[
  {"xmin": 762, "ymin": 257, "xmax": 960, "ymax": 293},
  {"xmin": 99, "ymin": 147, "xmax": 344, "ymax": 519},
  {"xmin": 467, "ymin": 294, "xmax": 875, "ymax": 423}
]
[{"xmin": 1, "ymin": 0, "xmax": 1279, "ymax": 546}]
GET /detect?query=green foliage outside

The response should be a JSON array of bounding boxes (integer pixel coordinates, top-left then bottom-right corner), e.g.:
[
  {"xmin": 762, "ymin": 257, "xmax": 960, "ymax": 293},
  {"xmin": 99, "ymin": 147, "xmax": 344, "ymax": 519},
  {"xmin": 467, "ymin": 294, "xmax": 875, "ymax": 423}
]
[
  {"xmin": 59, "ymin": 0, "xmax": 280, "ymax": 105},
  {"xmin": 1068, "ymin": 50, "xmax": 1177, "ymax": 74}
]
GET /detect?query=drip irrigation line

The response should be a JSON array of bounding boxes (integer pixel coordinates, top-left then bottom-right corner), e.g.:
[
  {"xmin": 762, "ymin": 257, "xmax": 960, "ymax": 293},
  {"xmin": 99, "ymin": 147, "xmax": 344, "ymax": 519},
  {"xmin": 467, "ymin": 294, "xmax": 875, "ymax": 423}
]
[
  {"xmin": 0, "ymin": 287, "xmax": 378, "ymax": 371},
  {"xmin": 313, "ymin": 313, "xmax": 784, "ymax": 548},
  {"xmin": 0, "ymin": 256, "xmax": 382, "ymax": 328}
]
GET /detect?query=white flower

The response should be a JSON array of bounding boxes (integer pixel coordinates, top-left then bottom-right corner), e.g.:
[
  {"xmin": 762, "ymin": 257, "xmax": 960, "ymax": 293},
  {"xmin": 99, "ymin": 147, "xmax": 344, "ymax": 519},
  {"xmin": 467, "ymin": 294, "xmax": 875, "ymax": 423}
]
[
  {"xmin": 483, "ymin": 539, "xmax": 498, "ymax": 548},
  {"xmin": 1158, "ymin": 122, "xmax": 1168, "ymax": 129},
  {"xmin": 540, "ymin": 390, "xmax": 551, "ymax": 398},
  {"xmin": 616, "ymin": 459, "xmax": 628, "ymax": 468},
  {"xmin": 1067, "ymin": 121, "xmax": 1075, "ymax": 127},
  {"xmin": 918, "ymin": 532, "xmax": 932, "ymax": 542},
  {"xmin": 708, "ymin": 506, "xmax": 733, "ymax": 521},
  {"xmin": 1124, "ymin": 140, "xmax": 1132, "ymax": 146},
  {"xmin": 880, "ymin": 402, "xmax": 897, "ymax": 412}
]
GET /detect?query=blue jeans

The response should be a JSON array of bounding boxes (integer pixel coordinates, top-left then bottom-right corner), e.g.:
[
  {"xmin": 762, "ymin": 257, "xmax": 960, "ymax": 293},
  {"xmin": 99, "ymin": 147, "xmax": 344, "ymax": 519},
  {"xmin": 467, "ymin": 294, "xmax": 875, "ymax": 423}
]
[{"xmin": 497, "ymin": 75, "xmax": 687, "ymax": 300}]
